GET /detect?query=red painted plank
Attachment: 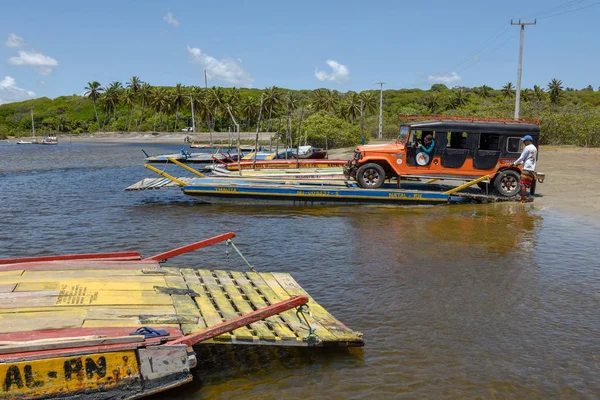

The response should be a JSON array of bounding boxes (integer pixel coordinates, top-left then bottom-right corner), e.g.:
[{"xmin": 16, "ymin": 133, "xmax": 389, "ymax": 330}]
[
  {"xmin": 0, "ymin": 259, "xmax": 159, "ymax": 272},
  {"xmin": 0, "ymin": 327, "xmax": 182, "ymax": 343},
  {"xmin": 0, "ymin": 342, "xmax": 141, "ymax": 361},
  {"xmin": 144, "ymin": 232, "xmax": 236, "ymax": 262},
  {"xmin": 167, "ymin": 295, "xmax": 308, "ymax": 347},
  {"xmin": 0, "ymin": 252, "xmax": 142, "ymax": 266}
]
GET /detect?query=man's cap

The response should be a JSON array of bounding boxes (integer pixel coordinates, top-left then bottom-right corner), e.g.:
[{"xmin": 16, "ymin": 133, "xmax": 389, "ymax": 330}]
[{"xmin": 521, "ymin": 135, "xmax": 533, "ymax": 141}]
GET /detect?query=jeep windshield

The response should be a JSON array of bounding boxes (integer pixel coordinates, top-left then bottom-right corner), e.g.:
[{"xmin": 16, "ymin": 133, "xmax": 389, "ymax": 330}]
[{"xmin": 398, "ymin": 125, "xmax": 409, "ymax": 142}]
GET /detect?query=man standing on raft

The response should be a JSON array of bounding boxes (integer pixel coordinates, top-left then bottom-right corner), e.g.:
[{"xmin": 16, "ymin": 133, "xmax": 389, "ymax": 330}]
[{"xmin": 513, "ymin": 135, "xmax": 538, "ymax": 203}]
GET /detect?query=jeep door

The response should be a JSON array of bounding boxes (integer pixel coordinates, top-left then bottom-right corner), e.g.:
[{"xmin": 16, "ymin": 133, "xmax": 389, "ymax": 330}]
[{"xmin": 473, "ymin": 132, "xmax": 502, "ymax": 170}]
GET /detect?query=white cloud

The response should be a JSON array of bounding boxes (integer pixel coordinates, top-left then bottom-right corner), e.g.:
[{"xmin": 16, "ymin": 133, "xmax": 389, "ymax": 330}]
[
  {"xmin": 163, "ymin": 12, "xmax": 179, "ymax": 26},
  {"xmin": 315, "ymin": 60, "xmax": 350, "ymax": 83},
  {"xmin": 187, "ymin": 46, "xmax": 253, "ymax": 87},
  {"xmin": 427, "ymin": 72, "xmax": 461, "ymax": 84},
  {"xmin": 0, "ymin": 76, "xmax": 36, "ymax": 105},
  {"xmin": 8, "ymin": 50, "xmax": 58, "ymax": 75},
  {"xmin": 5, "ymin": 33, "xmax": 23, "ymax": 48}
]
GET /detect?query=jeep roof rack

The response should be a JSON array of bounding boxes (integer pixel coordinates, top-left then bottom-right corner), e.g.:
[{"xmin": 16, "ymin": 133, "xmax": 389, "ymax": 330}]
[{"xmin": 398, "ymin": 114, "xmax": 540, "ymax": 125}]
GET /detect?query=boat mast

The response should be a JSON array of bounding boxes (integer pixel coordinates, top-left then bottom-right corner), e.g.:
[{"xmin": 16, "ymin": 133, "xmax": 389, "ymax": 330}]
[{"xmin": 30, "ymin": 107, "xmax": 35, "ymax": 138}]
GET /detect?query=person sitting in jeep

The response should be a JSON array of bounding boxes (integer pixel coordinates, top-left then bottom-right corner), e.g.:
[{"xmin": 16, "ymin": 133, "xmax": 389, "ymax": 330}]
[{"xmin": 417, "ymin": 134, "xmax": 435, "ymax": 155}]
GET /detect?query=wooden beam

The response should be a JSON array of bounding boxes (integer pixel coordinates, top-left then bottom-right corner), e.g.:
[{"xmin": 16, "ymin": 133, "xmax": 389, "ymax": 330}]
[
  {"xmin": 143, "ymin": 164, "xmax": 187, "ymax": 186},
  {"xmin": 167, "ymin": 295, "xmax": 308, "ymax": 347},
  {"xmin": 0, "ymin": 252, "xmax": 141, "ymax": 266},
  {"xmin": 443, "ymin": 174, "xmax": 490, "ymax": 195},
  {"xmin": 166, "ymin": 157, "xmax": 205, "ymax": 177},
  {"xmin": 144, "ymin": 232, "xmax": 236, "ymax": 262}
]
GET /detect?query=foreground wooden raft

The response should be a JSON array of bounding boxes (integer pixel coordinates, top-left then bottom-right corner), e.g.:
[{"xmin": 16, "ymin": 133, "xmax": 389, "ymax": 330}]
[{"xmin": 0, "ymin": 233, "xmax": 363, "ymax": 399}]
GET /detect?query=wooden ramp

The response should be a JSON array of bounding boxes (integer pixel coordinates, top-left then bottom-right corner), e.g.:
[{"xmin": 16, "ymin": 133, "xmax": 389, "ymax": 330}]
[{"xmin": 0, "ymin": 262, "xmax": 363, "ymax": 348}]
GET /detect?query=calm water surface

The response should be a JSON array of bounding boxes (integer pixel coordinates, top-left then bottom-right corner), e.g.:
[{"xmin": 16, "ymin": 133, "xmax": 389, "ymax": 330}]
[{"xmin": 1, "ymin": 142, "xmax": 598, "ymax": 399}]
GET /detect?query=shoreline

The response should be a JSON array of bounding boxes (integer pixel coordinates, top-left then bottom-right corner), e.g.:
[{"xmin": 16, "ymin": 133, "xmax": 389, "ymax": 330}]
[{"xmin": 4, "ymin": 133, "xmax": 599, "ymax": 219}]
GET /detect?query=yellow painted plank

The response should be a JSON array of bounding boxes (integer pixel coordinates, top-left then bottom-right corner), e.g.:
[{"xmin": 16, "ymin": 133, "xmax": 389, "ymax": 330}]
[
  {"xmin": 180, "ymin": 268, "xmax": 201, "ymax": 285},
  {"xmin": 165, "ymin": 275, "xmax": 188, "ymax": 290},
  {"xmin": 2, "ymin": 275, "xmax": 166, "ymax": 284},
  {"xmin": 181, "ymin": 282, "xmax": 224, "ymax": 336},
  {"xmin": 22, "ymin": 269, "xmax": 152, "ymax": 277},
  {"xmin": 160, "ymin": 266, "xmax": 187, "ymax": 276},
  {"xmin": 0, "ymin": 351, "xmax": 139, "ymax": 398},
  {"xmin": 0, "ymin": 309, "xmax": 86, "ymax": 333},
  {"xmin": 171, "ymin": 294, "xmax": 200, "ymax": 324},
  {"xmin": 85, "ymin": 306, "xmax": 177, "ymax": 319},
  {"xmin": 0, "ymin": 270, "xmax": 24, "ymax": 277},
  {"xmin": 271, "ymin": 272, "xmax": 360, "ymax": 342},
  {"xmin": 214, "ymin": 270, "xmax": 281, "ymax": 340},
  {"xmin": 226, "ymin": 271, "xmax": 296, "ymax": 340},
  {"xmin": 82, "ymin": 319, "xmax": 180, "ymax": 328},
  {"xmin": 15, "ymin": 281, "xmax": 159, "ymax": 292},
  {"xmin": 197, "ymin": 270, "xmax": 255, "ymax": 339},
  {"xmin": 252, "ymin": 272, "xmax": 338, "ymax": 342}
]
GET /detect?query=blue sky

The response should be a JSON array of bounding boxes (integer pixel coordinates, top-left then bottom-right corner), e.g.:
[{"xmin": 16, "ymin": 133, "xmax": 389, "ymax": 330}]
[{"xmin": 0, "ymin": 0, "xmax": 598, "ymax": 104}]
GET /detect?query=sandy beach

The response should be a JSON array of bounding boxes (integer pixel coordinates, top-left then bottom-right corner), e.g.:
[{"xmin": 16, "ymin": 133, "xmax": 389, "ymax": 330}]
[{"xmin": 47, "ymin": 132, "xmax": 600, "ymax": 219}]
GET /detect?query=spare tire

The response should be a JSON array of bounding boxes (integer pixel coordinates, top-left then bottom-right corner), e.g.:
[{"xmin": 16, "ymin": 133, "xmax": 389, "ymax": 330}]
[{"xmin": 494, "ymin": 170, "xmax": 520, "ymax": 197}]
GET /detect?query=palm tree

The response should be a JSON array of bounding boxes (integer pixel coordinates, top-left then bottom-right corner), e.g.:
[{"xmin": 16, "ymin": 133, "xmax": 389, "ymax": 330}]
[
  {"xmin": 475, "ymin": 85, "xmax": 492, "ymax": 99},
  {"xmin": 122, "ymin": 89, "xmax": 136, "ymax": 132},
  {"xmin": 151, "ymin": 87, "xmax": 169, "ymax": 132},
  {"xmin": 448, "ymin": 87, "xmax": 469, "ymax": 109},
  {"xmin": 126, "ymin": 76, "xmax": 142, "ymax": 93},
  {"xmin": 502, "ymin": 82, "xmax": 515, "ymax": 99},
  {"xmin": 172, "ymin": 83, "xmax": 185, "ymax": 131},
  {"xmin": 422, "ymin": 93, "xmax": 440, "ymax": 113},
  {"xmin": 533, "ymin": 85, "xmax": 545, "ymax": 101},
  {"xmin": 101, "ymin": 82, "xmax": 122, "ymax": 130},
  {"xmin": 547, "ymin": 78, "xmax": 563, "ymax": 105},
  {"xmin": 359, "ymin": 91, "xmax": 377, "ymax": 115},
  {"xmin": 341, "ymin": 91, "xmax": 361, "ymax": 122},
  {"xmin": 262, "ymin": 86, "xmax": 280, "ymax": 131},
  {"xmin": 137, "ymin": 83, "xmax": 152, "ymax": 131},
  {"xmin": 241, "ymin": 96, "xmax": 259, "ymax": 129},
  {"xmin": 520, "ymin": 88, "xmax": 532, "ymax": 102},
  {"xmin": 84, "ymin": 81, "xmax": 104, "ymax": 130}
]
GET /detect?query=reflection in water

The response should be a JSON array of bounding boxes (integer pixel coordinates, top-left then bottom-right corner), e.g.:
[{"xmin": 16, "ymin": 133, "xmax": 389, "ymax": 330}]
[{"xmin": 1, "ymin": 143, "xmax": 599, "ymax": 398}]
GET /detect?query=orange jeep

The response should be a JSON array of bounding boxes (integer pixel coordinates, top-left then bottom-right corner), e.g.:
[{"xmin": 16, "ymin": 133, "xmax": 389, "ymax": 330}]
[{"xmin": 344, "ymin": 117, "xmax": 542, "ymax": 197}]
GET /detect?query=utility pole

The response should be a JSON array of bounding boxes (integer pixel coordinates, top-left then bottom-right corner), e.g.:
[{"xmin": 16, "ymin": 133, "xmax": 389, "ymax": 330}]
[
  {"xmin": 376, "ymin": 82, "xmax": 386, "ymax": 139},
  {"xmin": 204, "ymin": 70, "xmax": 208, "ymax": 89},
  {"xmin": 189, "ymin": 94, "xmax": 195, "ymax": 133},
  {"xmin": 30, "ymin": 107, "xmax": 35, "ymax": 139},
  {"xmin": 360, "ymin": 100, "xmax": 365, "ymax": 145},
  {"xmin": 511, "ymin": 19, "xmax": 536, "ymax": 121}
]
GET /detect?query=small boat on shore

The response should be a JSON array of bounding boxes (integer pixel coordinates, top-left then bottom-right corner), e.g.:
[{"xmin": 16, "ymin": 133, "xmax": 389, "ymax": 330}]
[
  {"xmin": 41, "ymin": 135, "xmax": 58, "ymax": 145},
  {"xmin": 293, "ymin": 145, "xmax": 328, "ymax": 159},
  {"xmin": 0, "ymin": 232, "xmax": 363, "ymax": 399},
  {"xmin": 144, "ymin": 147, "xmax": 241, "ymax": 164}
]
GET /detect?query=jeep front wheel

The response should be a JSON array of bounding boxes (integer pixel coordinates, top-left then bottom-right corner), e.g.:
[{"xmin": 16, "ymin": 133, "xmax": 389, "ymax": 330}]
[
  {"xmin": 356, "ymin": 163, "xmax": 385, "ymax": 188},
  {"xmin": 494, "ymin": 170, "xmax": 520, "ymax": 197}
]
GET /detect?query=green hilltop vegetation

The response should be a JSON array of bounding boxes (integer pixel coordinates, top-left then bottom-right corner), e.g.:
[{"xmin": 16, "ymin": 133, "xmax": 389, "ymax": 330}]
[{"xmin": 1, "ymin": 77, "xmax": 600, "ymax": 147}]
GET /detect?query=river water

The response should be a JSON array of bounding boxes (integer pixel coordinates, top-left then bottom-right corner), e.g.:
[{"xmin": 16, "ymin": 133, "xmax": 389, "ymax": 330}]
[{"xmin": 1, "ymin": 141, "xmax": 598, "ymax": 399}]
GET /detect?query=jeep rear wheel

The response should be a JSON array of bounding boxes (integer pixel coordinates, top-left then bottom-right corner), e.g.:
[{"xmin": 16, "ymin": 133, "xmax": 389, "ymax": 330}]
[
  {"xmin": 494, "ymin": 170, "xmax": 520, "ymax": 197},
  {"xmin": 356, "ymin": 163, "xmax": 386, "ymax": 189}
]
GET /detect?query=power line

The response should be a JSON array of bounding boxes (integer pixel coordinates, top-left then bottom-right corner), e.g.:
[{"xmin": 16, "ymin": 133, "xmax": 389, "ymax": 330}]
[
  {"xmin": 537, "ymin": 0, "xmax": 600, "ymax": 19},
  {"xmin": 518, "ymin": 0, "xmax": 586, "ymax": 20}
]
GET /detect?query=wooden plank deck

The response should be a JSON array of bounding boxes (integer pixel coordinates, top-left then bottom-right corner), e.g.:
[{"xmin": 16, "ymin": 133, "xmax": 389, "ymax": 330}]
[{"xmin": 0, "ymin": 262, "xmax": 363, "ymax": 348}]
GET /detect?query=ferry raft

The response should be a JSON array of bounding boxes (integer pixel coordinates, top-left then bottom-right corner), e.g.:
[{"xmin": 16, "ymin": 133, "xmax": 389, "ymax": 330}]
[
  {"xmin": 126, "ymin": 158, "xmax": 512, "ymax": 205},
  {"xmin": 0, "ymin": 233, "xmax": 363, "ymax": 399}
]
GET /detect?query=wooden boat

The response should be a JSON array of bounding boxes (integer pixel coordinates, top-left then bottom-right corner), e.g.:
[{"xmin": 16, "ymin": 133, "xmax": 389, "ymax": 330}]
[
  {"xmin": 223, "ymin": 159, "xmax": 348, "ymax": 171},
  {"xmin": 293, "ymin": 145, "xmax": 328, "ymax": 159},
  {"xmin": 242, "ymin": 149, "xmax": 294, "ymax": 161},
  {"xmin": 0, "ymin": 233, "xmax": 363, "ymax": 399},
  {"xmin": 41, "ymin": 136, "xmax": 58, "ymax": 145},
  {"xmin": 144, "ymin": 147, "xmax": 241, "ymax": 164}
]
